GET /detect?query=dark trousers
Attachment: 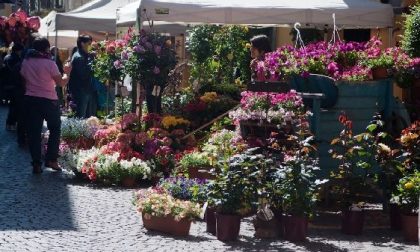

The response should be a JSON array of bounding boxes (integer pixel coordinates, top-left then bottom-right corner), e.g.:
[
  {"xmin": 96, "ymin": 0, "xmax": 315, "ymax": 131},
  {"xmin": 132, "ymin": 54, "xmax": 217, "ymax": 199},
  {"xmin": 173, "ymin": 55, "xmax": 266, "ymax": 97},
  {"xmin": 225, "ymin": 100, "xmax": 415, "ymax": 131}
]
[
  {"xmin": 6, "ymin": 90, "xmax": 18, "ymax": 126},
  {"xmin": 16, "ymin": 94, "xmax": 26, "ymax": 144},
  {"xmin": 73, "ymin": 91, "xmax": 97, "ymax": 118},
  {"xmin": 24, "ymin": 96, "xmax": 61, "ymax": 165}
]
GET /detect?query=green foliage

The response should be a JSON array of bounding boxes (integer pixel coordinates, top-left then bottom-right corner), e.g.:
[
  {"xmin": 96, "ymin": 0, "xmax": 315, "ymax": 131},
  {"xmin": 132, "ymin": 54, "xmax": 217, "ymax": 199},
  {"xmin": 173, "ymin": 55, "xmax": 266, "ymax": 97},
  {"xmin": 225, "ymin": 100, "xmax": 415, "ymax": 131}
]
[
  {"xmin": 361, "ymin": 53, "xmax": 394, "ymax": 69},
  {"xmin": 394, "ymin": 170, "xmax": 420, "ymax": 213},
  {"xmin": 188, "ymin": 25, "xmax": 252, "ymax": 86},
  {"xmin": 161, "ymin": 90, "xmax": 195, "ymax": 116},
  {"xmin": 402, "ymin": 4, "xmax": 420, "ymax": 57},
  {"xmin": 208, "ymin": 148, "xmax": 273, "ymax": 215},
  {"xmin": 179, "ymin": 152, "xmax": 211, "ymax": 170}
]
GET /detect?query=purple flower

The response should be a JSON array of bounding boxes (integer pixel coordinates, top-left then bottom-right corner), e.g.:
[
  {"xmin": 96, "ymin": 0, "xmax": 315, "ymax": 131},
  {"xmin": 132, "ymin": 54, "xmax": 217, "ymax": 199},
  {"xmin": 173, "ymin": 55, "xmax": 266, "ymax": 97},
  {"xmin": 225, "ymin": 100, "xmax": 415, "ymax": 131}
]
[
  {"xmin": 153, "ymin": 66, "xmax": 160, "ymax": 75},
  {"xmin": 134, "ymin": 45, "xmax": 146, "ymax": 54},
  {"xmin": 121, "ymin": 51, "xmax": 128, "ymax": 60},
  {"xmin": 327, "ymin": 62, "xmax": 339, "ymax": 75},
  {"xmin": 145, "ymin": 42, "xmax": 153, "ymax": 49},
  {"xmin": 114, "ymin": 60, "xmax": 122, "ymax": 69},
  {"xmin": 301, "ymin": 71, "xmax": 310, "ymax": 78},
  {"xmin": 154, "ymin": 45, "xmax": 162, "ymax": 55}
]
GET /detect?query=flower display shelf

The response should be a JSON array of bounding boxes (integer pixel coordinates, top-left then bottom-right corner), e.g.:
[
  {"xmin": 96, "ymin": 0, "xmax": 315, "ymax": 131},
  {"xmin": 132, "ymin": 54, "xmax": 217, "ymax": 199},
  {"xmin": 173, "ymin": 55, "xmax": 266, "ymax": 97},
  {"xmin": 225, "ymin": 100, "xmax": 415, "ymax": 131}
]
[{"xmin": 142, "ymin": 214, "xmax": 192, "ymax": 236}]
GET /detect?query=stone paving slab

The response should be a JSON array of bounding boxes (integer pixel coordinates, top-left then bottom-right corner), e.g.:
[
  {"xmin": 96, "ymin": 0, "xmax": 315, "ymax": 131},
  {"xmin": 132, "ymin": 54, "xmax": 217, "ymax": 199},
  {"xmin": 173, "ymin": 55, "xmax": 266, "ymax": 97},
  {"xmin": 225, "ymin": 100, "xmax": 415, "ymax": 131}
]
[{"xmin": 0, "ymin": 106, "xmax": 419, "ymax": 252}]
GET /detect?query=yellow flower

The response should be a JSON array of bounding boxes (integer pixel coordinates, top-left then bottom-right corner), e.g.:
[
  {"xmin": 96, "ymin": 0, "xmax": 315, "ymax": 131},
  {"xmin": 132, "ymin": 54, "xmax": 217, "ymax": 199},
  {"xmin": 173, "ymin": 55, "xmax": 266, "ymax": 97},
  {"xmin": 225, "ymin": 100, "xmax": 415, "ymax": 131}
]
[
  {"xmin": 404, "ymin": 182, "xmax": 414, "ymax": 190},
  {"xmin": 200, "ymin": 92, "xmax": 218, "ymax": 103},
  {"xmin": 245, "ymin": 43, "xmax": 251, "ymax": 49},
  {"xmin": 162, "ymin": 116, "xmax": 190, "ymax": 129}
]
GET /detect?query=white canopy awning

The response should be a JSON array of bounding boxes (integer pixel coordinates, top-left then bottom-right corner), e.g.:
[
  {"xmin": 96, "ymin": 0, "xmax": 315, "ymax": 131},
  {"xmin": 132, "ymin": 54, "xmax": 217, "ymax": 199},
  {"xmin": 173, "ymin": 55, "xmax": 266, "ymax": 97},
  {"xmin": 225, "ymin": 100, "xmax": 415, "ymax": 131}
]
[
  {"xmin": 137, "ymin": 0, "xmax": 394, "ymax": 28},
  {"xmin": 39, "ymin": 11, "xmax": 79, "ymax": 48},
  {"xmin": 56, "ymin": 0, "xmax": 138, "ymax": 32},
  {"xmin": 117, "ymin": 0, "xmax": 191, "ymax": 34}
]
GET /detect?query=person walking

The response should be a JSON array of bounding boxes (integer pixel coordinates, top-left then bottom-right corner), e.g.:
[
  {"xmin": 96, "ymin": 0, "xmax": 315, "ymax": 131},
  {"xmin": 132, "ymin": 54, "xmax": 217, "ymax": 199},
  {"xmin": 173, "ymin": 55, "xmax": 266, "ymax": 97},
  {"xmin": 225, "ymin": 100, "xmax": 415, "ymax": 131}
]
[
  {"xmin": 69, "ymin": 35, "xmax": 97, "ymax": 118},
  {"xmin": 20, "ymin": 37, "xmax": 71, "ymax": 174},
  {"xmin": 4, "ymin": 43, "xmax": 24, "ymax": 131}
]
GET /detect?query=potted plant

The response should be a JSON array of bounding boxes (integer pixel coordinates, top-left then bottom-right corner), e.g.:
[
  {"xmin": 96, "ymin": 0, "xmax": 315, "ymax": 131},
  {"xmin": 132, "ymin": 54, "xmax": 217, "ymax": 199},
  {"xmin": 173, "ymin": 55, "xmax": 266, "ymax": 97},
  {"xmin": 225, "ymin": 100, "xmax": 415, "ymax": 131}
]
[
  {"xmin": 134, "ymin": 188, "xmax": 201, "ymax": 236},
  {"xmin": 362, "ymin": 53, "xmax": 394, "ymax": 80},
  {"xmin": 178, "ymin": 152, "xmax": 214, "ymax": 180},
  {"xmin": 393, "ymin": 171, "xmax": 420, "ymax": 242},
  {"xmin": 330, "ymin": 114, "xmax": 376, "ymax": 235},
  {"xmin": 275, "ymin": 129, "xmax": 327, "ymax": 242}
]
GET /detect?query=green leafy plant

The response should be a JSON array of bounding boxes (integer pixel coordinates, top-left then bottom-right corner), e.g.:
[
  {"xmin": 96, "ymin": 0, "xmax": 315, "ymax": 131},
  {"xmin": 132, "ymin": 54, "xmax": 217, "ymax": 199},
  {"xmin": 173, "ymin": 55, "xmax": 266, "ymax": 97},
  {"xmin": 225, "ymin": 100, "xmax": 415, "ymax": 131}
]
[
  {"xmin": 208, "ymin": 148, "xmax": 273, "ymax": 215},
  {"xmin": 402, "ymin": 4, "xmax": 420, "ymax": 58},
  {"xmin": 179, "ymin": 152, "xmax": 211, "ymax": 171},
  {"xmin": 329, "ymin": 114, "xmax": 377, "ymax": 209},
  {"xmin": 361, "ymin": 53, "xmax": 394, "ymax": 70}
]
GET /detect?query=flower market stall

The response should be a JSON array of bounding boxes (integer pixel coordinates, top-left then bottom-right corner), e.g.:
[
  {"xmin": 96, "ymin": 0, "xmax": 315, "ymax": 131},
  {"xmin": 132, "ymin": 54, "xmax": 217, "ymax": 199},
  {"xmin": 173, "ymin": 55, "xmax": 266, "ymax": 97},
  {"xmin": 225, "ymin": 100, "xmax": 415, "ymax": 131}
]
[{"xmin": 52, "ymin": 0, "xmax": 420, "ymax": 245}]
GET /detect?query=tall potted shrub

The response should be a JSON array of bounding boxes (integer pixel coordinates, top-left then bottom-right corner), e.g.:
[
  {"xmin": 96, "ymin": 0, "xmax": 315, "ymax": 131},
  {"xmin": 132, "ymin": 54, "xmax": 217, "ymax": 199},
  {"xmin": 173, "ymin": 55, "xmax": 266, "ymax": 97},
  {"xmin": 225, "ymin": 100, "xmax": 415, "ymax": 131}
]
[
  {"xmin": 330, "ymin": 114, "xmax": 377, "ymax": 235},
  {"xmin": 275, "ymin": 125, "xmax": 327, "ymax": 242},
  {"xmin": 208, "ymin": 148, "xmax": 269, "ymax": 241}
]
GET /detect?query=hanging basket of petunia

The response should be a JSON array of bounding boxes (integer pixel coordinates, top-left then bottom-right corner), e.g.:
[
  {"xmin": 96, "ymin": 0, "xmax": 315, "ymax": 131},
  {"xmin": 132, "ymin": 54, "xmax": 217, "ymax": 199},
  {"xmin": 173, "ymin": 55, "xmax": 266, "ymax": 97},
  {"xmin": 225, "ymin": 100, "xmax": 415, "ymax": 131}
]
[{"xmin": 0, "ymin": 9, "xmax": 40, "ymax": 47}]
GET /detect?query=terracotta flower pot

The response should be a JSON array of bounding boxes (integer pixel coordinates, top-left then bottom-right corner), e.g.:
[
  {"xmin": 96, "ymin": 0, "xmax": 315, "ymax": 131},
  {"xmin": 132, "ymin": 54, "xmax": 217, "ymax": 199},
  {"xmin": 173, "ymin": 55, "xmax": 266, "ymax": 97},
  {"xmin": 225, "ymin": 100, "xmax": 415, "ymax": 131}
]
[
  {"xmin": 389, "ymin": 203, "xmax": 402, "ymax": 230},
  {"xmin": 341, "ymin": 210, "xmax": 365, "ymax": 235},
  {"xmin": 142, "ymin": 214, "xmax": 192, "ymax": 236},
  {"xmin": 401, "ymin": 214, "xmax": 418, "ymax": 242},
  {"xmin": 121, "ymin": 177, "xmax": 137, "ymax": 188},
  {"xmin": 282, "ymin": 215, "xmax": 308, "ymax": 242},
  {"xmin": 205, "ymin": 208, "xmax": 216, "ymax": 235},
  {"xmin": 215, "ymin": 213, "xmax": 241, "ymax": 242},
  {"xmin": 371, "ymin": 67, "xmax": 389, "ymax": 80}
]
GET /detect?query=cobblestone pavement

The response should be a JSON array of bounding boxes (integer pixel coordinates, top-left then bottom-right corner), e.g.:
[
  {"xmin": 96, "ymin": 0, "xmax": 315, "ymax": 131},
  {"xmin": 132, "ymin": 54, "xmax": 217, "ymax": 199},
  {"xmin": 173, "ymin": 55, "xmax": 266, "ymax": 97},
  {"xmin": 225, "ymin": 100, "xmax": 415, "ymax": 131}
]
[{"xmin": 0, "ymin": 106, "xmax": 419, "ymax": 251}]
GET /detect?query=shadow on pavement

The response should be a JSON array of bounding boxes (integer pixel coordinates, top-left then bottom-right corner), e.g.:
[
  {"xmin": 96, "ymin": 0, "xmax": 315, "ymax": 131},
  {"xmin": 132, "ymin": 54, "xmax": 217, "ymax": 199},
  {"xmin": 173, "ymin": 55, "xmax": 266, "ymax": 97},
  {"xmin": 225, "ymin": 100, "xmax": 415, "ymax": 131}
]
[{"xmin": 0, "ymin": 106, "xmax": 76, "ymax": 231}]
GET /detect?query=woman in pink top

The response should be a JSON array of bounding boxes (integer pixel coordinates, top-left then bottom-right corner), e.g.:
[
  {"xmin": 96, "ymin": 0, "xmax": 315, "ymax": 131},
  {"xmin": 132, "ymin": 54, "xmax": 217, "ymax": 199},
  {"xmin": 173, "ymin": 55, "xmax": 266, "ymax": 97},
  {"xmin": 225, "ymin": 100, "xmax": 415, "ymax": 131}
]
[{"xmin": 20, "ymin": 37, "xmax": 71, "ymax": 174}]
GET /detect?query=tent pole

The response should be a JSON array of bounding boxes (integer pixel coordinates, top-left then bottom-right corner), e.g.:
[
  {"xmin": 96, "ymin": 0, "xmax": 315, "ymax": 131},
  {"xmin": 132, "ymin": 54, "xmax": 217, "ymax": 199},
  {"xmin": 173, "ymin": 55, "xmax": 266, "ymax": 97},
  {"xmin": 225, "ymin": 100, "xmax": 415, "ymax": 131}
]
[{"xmin": 54, "ymin": 30, "xmax": 58, "ymax": 61}]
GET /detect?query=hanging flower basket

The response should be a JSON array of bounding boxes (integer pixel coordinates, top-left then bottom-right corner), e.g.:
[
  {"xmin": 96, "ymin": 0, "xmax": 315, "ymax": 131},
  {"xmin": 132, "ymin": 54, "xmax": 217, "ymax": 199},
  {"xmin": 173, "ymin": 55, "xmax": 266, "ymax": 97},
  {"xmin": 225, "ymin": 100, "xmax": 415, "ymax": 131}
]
[{"xmin": 142, "ymin": 214, "xmax": 192, "ymax": 236}]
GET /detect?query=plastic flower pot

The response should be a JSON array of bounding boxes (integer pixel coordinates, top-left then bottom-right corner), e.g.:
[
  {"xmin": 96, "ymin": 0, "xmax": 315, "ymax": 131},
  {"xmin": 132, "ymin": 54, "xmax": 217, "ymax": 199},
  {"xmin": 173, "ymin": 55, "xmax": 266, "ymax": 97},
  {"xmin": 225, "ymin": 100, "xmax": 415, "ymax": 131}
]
[
  {"xmin": 401, "ymin": 214, "xmax": 418, "ymax": 242},
  {"xmin": 389, "ymin": 203, "xmax": 402, "ymax": 230},
  {"xmin": 341, "ymin": 210, "xmax": 365, "ymax": 235},
  {"xmin": 371, "ymin": 67, "xmax": 388, "ymax": 80},
  {"xmin": 205, "ymin": 208, "xmax": 216, "ymax": 235},
  {"xmin": 121, "ymin": 177, "xmax": 137, "ymax": 188},
  {"xmin": 215, "ymin": 213, "xmax": 241, "ymax": 242},
  {"xmin": 282, "ymin": 215, "xmax": 308, "ymax": 242},
  {"xmin": 142, "ymin": 214, "xmax": 192, "ymax": 236}
]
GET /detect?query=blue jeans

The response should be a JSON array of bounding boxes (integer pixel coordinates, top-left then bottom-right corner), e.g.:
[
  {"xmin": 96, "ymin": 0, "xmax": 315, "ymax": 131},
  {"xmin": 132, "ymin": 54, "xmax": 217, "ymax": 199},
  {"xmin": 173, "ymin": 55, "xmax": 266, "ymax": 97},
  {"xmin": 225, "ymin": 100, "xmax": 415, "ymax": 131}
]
[
  {"xmin": 73, "ymin": 91, "xmax": 97, "ymax": 118},
  {"xmin": 24, "ymin": 96, "xmax": 61, "ymax": 165}
]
